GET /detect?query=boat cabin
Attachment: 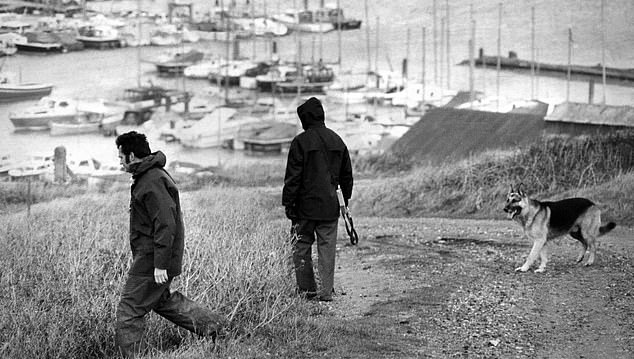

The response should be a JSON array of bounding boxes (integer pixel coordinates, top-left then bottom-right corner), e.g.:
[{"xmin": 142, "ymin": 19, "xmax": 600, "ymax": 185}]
[{"xmin": 0, "ymin": 21, "xmax": 32, "ymax": 34}]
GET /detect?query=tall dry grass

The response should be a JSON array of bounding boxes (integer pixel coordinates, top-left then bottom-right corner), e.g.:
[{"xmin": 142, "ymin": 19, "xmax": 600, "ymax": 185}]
[
  {"xmin": 352, "ymin": 131, "xmax": 634, "ymax": 222},
  {"xmin": 0, "ymin": 185, "xmax": 302, "ymax": 358}
]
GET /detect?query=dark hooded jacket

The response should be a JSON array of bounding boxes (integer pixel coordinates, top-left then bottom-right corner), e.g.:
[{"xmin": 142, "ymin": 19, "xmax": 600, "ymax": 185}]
[
  {"xmin": 128, "ymin": 151, "xmax": 184, "ymax": 277},
  {"xmin": 282, "ymin": 97, "xmax": 353, "ymax": 221}
]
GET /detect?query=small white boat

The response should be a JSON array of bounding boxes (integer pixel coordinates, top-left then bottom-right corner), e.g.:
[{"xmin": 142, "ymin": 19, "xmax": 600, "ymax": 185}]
[
  {"xmin": 8, "ymin": 154, "xmax": 54, "ymax": 179},
  {"xmin": 236, "ymin": 121, "xmax": 298, "ymax": 153},
  {"xmin": 255, "ymin": 65, "xmax": 298, "ymax": 92},
  {"xmin": 9, "ymin": 97, "xmax": 77, "ymax": 130},
  {"xmin": 152, "ymin": 49, "xmax": 205, "ymax": 75},
  {"xmin": 150, "ymin": 24, "xmax": 200, "ymax": 46},
  {"xmin": 0, "ymin": 154, "xmax": 14, "ymax": 175},
  {"xmin": 0, "ymin": 37, "xmax": 17, "ymax": 56},
  {"xmin": 388, "ymin": 83, "xmax": 456, "ymax": 108},
  {"xmin": 177, "ymin": 107, "xmax": 261, "ymax": 148},
  {"xmin": 0, "ymin": 81, "xmax": 54, "ymax": 103},
  {"xmin": 67, "ymin": 155, "xmax": 101, "ymax": 177},
  {"xmin": 209, "ymin": 60, "xmax": 260, "ymax": 86},
  {"xmin": 184, "ymin": 57, "xmax": 228, "ymax": 79},
  {"xmin": 50, "ymin": 118, "xmax": 101, "ymax": 136},
  {"xmin": 271, "ymin": 10, "xmax": 334, "ymax": 33},
  {"xmin": 76, "ymin": 25, "xmax": 122, "ymax": 49},
  {"xmin": 231, "ymin": 17, "xmax": 288, "ymax": 36}
]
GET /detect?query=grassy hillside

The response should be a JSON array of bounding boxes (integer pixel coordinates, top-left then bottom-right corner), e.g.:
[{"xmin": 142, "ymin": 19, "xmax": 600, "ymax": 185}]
[
  {"xmin": 1, "ymin": 128, "xmax": 633, "ymax": 357},
  {"xmin": 353, "ymin": 130, "xmax": 634, "ymax": 225},
  {"xmin": 0, "ymin": 187, "xmax": 309, "ymax": 358}
]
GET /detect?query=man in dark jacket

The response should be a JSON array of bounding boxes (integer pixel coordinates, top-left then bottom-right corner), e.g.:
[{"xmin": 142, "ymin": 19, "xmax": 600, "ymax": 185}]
[
  {"xmin": 115, "ymin": 131, "xmax": 224, "ymax": 357},
  {"xmin": 282, "ymin": 97, "xmax": 353, "ymax": 302}
]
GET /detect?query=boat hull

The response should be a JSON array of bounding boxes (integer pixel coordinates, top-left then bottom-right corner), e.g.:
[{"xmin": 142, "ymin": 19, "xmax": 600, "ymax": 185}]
[
  {"xmin": 10, "ymin": 113, "xmax": 76, "ymax": 130},
  {"xmin": 50, "ymin": 121, "xmax": 101, "ymax": 136},
  {"xmin": 76, "ymin": 37, "xmax": 122, "ymax": 49},
  {"xmin": 15, "ymin": 42, "xmax": 64, "ymax": 53},
  {"xmin": 0, "ymin": 84, "xmax": 53, "ymax": 103}
]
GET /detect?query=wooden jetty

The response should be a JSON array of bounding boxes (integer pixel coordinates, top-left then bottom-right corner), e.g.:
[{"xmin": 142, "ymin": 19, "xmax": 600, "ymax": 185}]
[{"xmin": 459, "ymin": 49, "xmax": 634, "ymax": 82}]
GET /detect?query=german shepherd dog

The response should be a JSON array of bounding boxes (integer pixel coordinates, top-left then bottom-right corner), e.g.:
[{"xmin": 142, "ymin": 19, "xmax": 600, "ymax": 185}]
[{"xmin": 504, "ymin": 184, "xmax": 616, "ymax": 273}]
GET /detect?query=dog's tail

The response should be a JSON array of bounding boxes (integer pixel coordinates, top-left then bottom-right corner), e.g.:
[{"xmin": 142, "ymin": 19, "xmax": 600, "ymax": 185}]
[{"xmin": 599, "ymin": 222, "xmax": 616, "ymax": 236}]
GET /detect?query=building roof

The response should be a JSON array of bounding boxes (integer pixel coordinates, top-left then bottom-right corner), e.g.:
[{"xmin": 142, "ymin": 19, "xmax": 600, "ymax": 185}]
[{"xmin": 545, "ymin": 102, "xmax": 634, "ymax": 127}]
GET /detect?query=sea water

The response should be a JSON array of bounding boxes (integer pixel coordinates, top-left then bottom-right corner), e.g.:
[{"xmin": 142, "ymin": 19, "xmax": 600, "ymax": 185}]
[{"xmin": 1, "ymin": 0, "xmax": 633, "ymax": 167}]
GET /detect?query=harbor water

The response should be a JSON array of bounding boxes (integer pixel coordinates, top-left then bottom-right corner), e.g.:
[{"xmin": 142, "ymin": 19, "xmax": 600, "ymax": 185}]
[{"xmin": 1, "ymin": 0, "xmax": 633, "ymax": 168}]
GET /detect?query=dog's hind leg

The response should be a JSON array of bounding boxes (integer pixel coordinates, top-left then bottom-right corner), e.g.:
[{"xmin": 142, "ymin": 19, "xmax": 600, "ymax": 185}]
[
  {"xmin": 584, "ymin": 236, "xmax": 597, "ymax": 266},
  {"xmin": 581, "ymin": 209, "xmax": 602, "ymax": 266},
  {"xmin": 570, "ymin": 230, "xmax": 587, "ymax": 263},
  {"xmin": 535, "ymin": 243, "xmax": 549, "ymax": 273},
  {"xmin": 516, "ymin": 236, "xmax": 547, "ymax": 272}
]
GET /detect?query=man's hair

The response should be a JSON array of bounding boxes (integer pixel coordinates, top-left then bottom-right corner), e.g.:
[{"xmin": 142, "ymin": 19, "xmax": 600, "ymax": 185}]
[{"xmin": 116, "ymin": 131, "xmax": 151, "ymax": 158}]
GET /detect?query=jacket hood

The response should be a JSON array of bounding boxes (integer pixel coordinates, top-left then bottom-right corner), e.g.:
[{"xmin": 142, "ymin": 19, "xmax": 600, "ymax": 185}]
[
  {"xmin": 131, "ymin": 151, "xmax": 166, "ymax": 177},
  {"xmin": 297, "ymin": 97, "xmax": 325, "ymax": 130}
]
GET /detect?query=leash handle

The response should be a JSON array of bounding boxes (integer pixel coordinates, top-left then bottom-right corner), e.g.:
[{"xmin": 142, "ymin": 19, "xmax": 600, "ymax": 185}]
[{"xmin": 344, "ymin": 212, "xmax": 359, "ymax": 245}]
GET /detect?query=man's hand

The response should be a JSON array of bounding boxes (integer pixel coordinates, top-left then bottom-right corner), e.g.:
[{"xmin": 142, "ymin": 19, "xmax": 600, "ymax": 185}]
[
  {"xmin": 154, "ymin": 268, "xmax": 168, "ymax": 284},
  {"xmin": 285, "ymin": 206, "xmax": 297, "ymax": 220}
]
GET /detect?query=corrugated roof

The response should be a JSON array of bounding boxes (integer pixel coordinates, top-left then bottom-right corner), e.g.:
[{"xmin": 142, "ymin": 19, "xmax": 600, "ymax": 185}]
[
  {"xmin": 545, "ymin": 102, "xmax": 634, "ymax": 127},
  {"xmin": 389, "ymin": 108, "xmax": 544, "ymax": 164}
]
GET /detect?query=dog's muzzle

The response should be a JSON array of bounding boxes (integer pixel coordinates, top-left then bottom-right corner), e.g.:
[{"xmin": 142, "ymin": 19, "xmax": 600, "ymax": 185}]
[{"xmin": 503, "ymin": 204, "xmax": 521, "ymax": 219}]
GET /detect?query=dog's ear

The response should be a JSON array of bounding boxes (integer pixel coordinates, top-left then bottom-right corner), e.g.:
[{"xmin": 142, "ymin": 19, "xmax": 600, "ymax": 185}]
[
  {"xmin": 509, "ymin": 184, "xmax": 514, "ymax": 194},
  {"xmin": 517, "ymin": 182, "xmax": 525, "ymax": 196}
]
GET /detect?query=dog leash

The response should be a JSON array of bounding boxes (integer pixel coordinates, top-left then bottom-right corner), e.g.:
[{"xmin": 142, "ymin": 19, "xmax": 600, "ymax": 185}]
[
  {"xmin": 337, "ymin": 186, "xmax": 359, "ymax": 245},
  {"xmin": 313, "ymin": 128, "xmax": 359, "ymax": 245}
]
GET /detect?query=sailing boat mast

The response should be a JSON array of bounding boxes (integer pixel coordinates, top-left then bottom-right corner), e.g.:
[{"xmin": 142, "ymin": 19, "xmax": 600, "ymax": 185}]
[
  {"xmin": 445, "ymin": 0, "xmax": 450, "ymax": 89},
  {"xmin": 496, "ymin": 2, "xmax": 501, "ymax": 111},
  {"xmin": 422, "ymin": 26, "xmax": 426, "ymax": 106},
  {"xmin": 601, "ymin": 0, "xmax": 606, "ymax": 104},
  {"xmin": 364, "ymin": 0, "xmax": 371, "ymax": 75},
  {"xmin": 222, "ymin": 0, "xmax": 230, "ymax": 105},
  {"xmin": 337, "ymin": 0, "xmax": 342, "ymax": 65},
  {"xmin": 433, "ymin": 0, "xmax": 438, "ymax": 85},
  {"xmin": 530, "ymin": 6, "xmax": 535, "ymax": 99},
  {"xmin": 136, "ymin": 0, "xmax": 141, "ymax": 87},
  {"xmin": 566, "ymin": 27, "xmax": 572, "ymax": 103}
]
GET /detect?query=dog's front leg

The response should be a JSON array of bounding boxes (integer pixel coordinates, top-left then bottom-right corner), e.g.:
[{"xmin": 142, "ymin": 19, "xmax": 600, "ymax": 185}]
[
  {"xmin": 535, "ymin": 243, "xmax": 548, "ymax": 273},
  {"xmin": 516, "ymin": 236, "xmax": 547, "ymax": 272}
]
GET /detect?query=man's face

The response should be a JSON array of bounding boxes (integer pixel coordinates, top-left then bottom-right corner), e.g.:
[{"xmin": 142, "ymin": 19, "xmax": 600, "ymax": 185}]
[{"xmin": 118, "ymin": 146, "xmax": 132, "ymax": 173}]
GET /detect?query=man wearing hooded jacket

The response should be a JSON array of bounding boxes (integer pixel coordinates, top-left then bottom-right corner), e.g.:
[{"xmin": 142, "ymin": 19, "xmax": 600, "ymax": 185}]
[
  {"xmin": 115, "ymin": 131, "xmax": 224, "ymax": 357},
  {"xmin": 282, "ymin": 97, "xmax": 353, "ymax": 302}
]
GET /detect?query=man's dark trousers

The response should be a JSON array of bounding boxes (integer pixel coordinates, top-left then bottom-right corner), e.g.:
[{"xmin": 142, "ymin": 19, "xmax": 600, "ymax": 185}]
[
  {"xmin": 115, "ymin": 275, "xmax": 224, "ymax": 357},
  {"xmin": 292, "ymin": 219, "xmax": 338, "ymax": 299}
]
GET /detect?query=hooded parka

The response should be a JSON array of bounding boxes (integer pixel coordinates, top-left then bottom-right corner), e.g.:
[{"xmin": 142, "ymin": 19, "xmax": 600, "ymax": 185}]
[
  {"xmin": 128, "ymin": 151, "xmax": 184, "ymax": 278},
  {"xmin": 282, "ymin": 97, "xmax": 353, "ymax": 221}
]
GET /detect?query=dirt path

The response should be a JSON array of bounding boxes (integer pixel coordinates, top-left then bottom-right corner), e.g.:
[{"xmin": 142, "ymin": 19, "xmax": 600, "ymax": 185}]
[{"xmin": 310, "ymin": 217, "xmax": 634, "ymax": 358}]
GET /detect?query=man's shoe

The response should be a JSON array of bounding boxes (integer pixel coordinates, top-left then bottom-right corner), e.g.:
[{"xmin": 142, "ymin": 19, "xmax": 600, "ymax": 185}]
[
  {"xmin": 318, "ymin": 295, "xmax": 333, "ymax": 302},
  {"xmin": 297, "ymin": 290, "xmax": 318, "ymax": 300}
]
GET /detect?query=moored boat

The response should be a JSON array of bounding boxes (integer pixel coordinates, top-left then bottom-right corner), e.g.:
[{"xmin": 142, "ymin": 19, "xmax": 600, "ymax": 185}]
[
  {"xmin": 14, "ymin": 31, "xmax": 65, "ymax": 53},
  {"xmin": 152, "ymin": 49, "xmax": 205, "ymax": 75},
  {"xmin": 0, "ymin": 78, "xmax": 53, "ymax": 103},
  {"xmin": 9, "ymin": 97, "xmax": 77, "ymax": 130},
  {"xmin": 271, "ymin": 9, "xmax": 335, "ymax": 33},
  {"xmin": 314, "ymin": 6, "xmax": 362, "ymax": 30},
  {"xmin": 177, "ymin": 107, "xmax": 261, "ymax": 148},
  {"xmin": 255, "ymin": 65, "xmax": 298, "ymax": 92},
  {"xmin": 76, "ymin": 25, "xmax": 122, "ymax": 49},
  {"xmin": 274, "ymin": 63, "xmax": 335, "ymax": 94},
  {"xmin": 0, "ymin": 36, "xmax": 17, "ymax": 56},
  {"xmin": 237, "ymin": 121, "xmax": 298, "ymax": 153}
]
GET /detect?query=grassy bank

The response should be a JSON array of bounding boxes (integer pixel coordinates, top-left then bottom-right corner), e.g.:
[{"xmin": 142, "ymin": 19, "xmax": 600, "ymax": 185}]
[
  {"xmin": 352, "ymin": 130, "xmax": 634, "ymax": 224},
  {"xmin": 0, "ymin": 186, "xmax": 312, "ymax": 358}
]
